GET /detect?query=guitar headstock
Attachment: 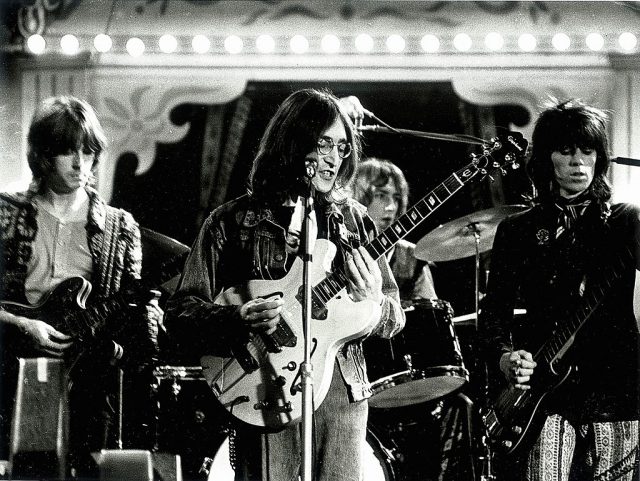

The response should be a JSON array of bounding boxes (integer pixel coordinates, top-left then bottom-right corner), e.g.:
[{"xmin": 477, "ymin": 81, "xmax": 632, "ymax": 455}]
[{"xmin": 474, "ymin": 132, "xmax": 529, "ymax": 180}]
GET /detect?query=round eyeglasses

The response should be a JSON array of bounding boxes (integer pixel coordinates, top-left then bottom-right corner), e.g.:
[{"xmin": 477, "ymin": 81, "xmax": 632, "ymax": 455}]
[{"xmin": 316, "ymin": 137, "xmax": 352, "ymax": 158}]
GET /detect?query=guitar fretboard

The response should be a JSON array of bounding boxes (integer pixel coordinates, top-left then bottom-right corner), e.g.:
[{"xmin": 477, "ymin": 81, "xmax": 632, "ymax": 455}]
[{"xmin": 311, "ymin": 163, "xmax": 478, "ymax": 309}]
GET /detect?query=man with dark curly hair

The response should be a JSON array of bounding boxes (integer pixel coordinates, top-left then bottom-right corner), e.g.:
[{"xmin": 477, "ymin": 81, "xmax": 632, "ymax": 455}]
[{"xmin": 481, "ymin": 99, "xmax": 640, "ymax": 481}]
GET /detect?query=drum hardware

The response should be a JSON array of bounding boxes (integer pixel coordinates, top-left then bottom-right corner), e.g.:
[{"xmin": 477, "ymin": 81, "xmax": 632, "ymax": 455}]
[
  {"xmin": 415, "ymin": 206, "xmax": 528, "ymax": 481},
  {"xmin": 453, "ymin": 309, "xmax": 526, "ymax": 326}
]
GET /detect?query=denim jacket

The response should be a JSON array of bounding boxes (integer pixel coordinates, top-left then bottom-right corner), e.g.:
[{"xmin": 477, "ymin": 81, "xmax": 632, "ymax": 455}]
[{"xmin": 165, "ymin": 194, "xmax": 404, "ymax": 401}]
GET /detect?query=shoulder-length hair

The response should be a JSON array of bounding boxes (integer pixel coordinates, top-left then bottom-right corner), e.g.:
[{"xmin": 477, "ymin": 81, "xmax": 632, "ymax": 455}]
[
  {"xmin": 527, "ymin": 98, "xmax": 611, "ymax": 203},
  {"xmin": 248, "ymin": 88, "xmax": 360, "ymax": 205},
  {"xmin": 352, "ymin": 158, "xmax": 409, "ymax": 216},
  {"xmin": 27, "ymin": 96, "xmax": 107, "ymax": 186}
]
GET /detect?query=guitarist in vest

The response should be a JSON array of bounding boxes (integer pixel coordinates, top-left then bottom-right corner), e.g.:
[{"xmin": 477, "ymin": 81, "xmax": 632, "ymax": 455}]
[
  {"xmin": 165, "ymin": 89, "xmax": 405, "ymax": 481},
  {"xmin": 479, "ymin": 99, "xmax": 640, "ymax": 481},
  {"xmin": 0, "ymin": 96, "xmax": 163, "ymax": 478}
]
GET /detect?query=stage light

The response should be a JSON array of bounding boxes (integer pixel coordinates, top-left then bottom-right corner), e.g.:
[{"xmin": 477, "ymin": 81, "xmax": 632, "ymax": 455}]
[
  {"xmin": 618, "ymin": 32, "xmax": 638, "ymax": 52},
  {"xmin": 256, "ymin": 34, "xmax": 275, "ymax": 53},
  {"xmin": 585, "ymin": 33, "xmax": 604, "ymax": 51},
  {"xmin": 290, "ymin": 35, "xmax": 309, "ymax": 54},
  {"xmin": 453, "ymin": 33, "xmax": 472, "ymax": 52},
  {"xmin": 552, "ymin": 33, "xmax": 570, "ymax": 51},
  {"xmin": 420, "ymin": 34, "xmax": 440, "ymax": 53},
  {"xmin": 518, "ymin": 33, "xmax": 536, "ymax": 51},
  {"xmin": 224, "ymin": 35, "xmax": 243, "ymax": 54},
  {"xmin": 321, "ymin": 34, "xmax": 340, "ymax": 54},
  {"xmin": 94, "ymin": 34, "xmax": 112, "ymax": 53},
  {"xmin": 193, "ymin": 35, "xmax": 211, "ymax": 54},
  {"xmin": 355, "ymin": 34, "xmax": 374, "ymax": 53},
  {"xmin": 386, "ymin": 34, "xmax": 405, "ymax": 53},
  {"xmin": 27, "ymin": 34, "xmax": 46, "ymax": 54},
  {"xmin": 484, "ymin": 32, "xmax": 504, "ymax": 51},
  {"xmin": 60, "ymin": 34, "xmax": 79, "ymax": 55},
  {"xmin": 126, "ymin": 37, "xmax": 145, "ymax": 57},
  {"xmin": 159, "ymin": 34, "xmax": 178, "ymax": 53}
]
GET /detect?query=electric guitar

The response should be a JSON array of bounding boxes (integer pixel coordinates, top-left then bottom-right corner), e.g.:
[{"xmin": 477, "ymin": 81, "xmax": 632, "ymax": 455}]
[
  {"xmin": 201, "ymin": 133, "xmax": 528, "ymax": 430},
  {"xmin": 0, "ymin": 276, "xmax": 157, "ymax": 365},
  {"xmin": 482, "ymin": 250, "xmax": 631, "ymax": 455}
]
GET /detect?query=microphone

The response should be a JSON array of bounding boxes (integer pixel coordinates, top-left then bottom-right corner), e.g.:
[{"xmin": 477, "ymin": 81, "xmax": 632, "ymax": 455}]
[{"xmin": 612, "ymin": 157, "xmax": 640, "ymax": 167}]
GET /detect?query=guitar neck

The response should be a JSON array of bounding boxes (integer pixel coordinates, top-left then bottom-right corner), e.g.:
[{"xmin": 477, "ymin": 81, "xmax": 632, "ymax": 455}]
[
  {"xmin": 311, "ymin": 163, "xmax": 479, "ymax": 307},
  {"xmin": 535, "ymin": 249, "xmax": 631, "ymax": 365}
]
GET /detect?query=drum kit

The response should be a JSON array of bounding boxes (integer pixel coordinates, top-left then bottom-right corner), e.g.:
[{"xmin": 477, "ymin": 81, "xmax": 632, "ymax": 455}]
[{"xmin": 143, "ymin": 204, "xmax": 528, "ymax": 481}]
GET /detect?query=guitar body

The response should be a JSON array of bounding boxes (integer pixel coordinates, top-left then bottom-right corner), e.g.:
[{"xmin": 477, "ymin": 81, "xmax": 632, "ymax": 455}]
[
  {"xmin": 0, "ymin": 277, "xmax": 92, "ymax": 338},
  {"xmin": 484, "ymin": 363, "xmax": 573, "ymax": 455},
  {"xmin": 200, "ymin": 239, "xmax": 380, "ymax": 430},
  {"xmin": 0, "ymin": 275, "xmax": 153, "ymax": 364}
]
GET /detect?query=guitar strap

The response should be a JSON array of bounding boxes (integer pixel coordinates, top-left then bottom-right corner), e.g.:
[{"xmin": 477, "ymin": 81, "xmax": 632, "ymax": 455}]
[{"xmin": 97, "ymin": 208, "xmax": 123, "ymax": 298}]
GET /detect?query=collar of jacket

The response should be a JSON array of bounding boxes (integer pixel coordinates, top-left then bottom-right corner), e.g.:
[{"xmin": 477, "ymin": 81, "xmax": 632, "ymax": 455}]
[{"xmin": 6, "ymin": 186, "xmax": 109, "ymax": 233}]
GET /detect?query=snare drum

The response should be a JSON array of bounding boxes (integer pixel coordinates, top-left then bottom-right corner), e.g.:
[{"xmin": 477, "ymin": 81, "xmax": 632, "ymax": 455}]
[{"xmin": 365, "ymin": 299, "xmax": 468, "ymax": 408}]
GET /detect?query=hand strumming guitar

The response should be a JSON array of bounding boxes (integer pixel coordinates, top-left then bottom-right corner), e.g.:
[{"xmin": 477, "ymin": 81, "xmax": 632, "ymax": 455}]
[
  {"xmin": 239, "ymin": 296, "xmax": 284, "ymax": 336},
  {"xmin": 499, "ymin": 349, "xmax": 537, "ymax": 391},
  {"xmin": 0, "ymin": 310, "xmax": 73, "ymax": 357}
]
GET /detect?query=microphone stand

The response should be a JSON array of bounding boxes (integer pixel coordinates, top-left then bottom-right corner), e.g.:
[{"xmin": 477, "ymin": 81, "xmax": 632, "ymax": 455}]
[
  {"xmin": 300, "ymin": 162, "xmax": 316, "ymax": 481},
  {"xmin": 357, "ymin": 124, "xmax": 485, "ymax": 146}
]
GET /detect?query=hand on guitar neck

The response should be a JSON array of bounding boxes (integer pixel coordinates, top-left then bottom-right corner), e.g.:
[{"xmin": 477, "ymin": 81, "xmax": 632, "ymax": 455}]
[
  {"xmin": 499, "ymin": 349, "xmax": 537, "ymax": 391},
  {"xmin": 0, "ymin": 310, "xmax": 73, "ymax": 357},
  {"xmin": 344, "ymin": 247, "xmax": 384, "ymax": 305}
]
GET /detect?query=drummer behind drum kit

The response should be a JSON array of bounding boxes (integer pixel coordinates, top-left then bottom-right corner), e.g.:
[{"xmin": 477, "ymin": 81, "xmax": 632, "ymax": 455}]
[{"xmin": 149, "ymin": 204, "xmax": 527, "ymax": 481}]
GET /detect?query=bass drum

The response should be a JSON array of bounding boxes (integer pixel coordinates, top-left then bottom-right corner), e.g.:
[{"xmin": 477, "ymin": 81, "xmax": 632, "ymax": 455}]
[{"xmin": 208, "ymin": 430, "xmax": 395, "ymax": 481}]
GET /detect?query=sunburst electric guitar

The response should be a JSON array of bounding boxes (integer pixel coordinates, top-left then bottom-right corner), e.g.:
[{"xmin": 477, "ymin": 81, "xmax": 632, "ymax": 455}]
[
  {"xmin": 201, "ymin": 133, "xmax": 528, "ymax": 430},
  {"xmin": 482, "ymin": 250, "xmax": 631, "ymax": 455},
  {"xmin": 0, "ymin": 276, "xmax": 158, "ymax": 368}
]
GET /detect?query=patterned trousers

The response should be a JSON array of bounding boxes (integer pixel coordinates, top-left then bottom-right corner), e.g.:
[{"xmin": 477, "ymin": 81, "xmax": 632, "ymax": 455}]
[{"xmin": 526, "ymin": 414, "xmax": 639, "ymax": 481}]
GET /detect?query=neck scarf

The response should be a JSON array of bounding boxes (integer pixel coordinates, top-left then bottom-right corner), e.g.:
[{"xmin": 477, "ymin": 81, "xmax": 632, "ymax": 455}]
[{"xmin": 554, "ymin": 192, "xmax": 592, "ymax": 239}]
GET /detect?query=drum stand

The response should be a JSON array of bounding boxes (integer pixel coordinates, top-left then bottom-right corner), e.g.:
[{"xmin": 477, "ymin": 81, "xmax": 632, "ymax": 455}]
[{"xmin": 468, "ymin": 223, "xmax": 496, "ymax": 481}]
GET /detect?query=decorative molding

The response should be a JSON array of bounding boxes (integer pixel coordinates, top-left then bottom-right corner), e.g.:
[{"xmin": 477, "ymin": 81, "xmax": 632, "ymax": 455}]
[
  {"xmin": 92, "ymin": 69, "xmax": 247, "ymax": 201},
  {"xmin": 452, "ymin": 70, "xmax": 616, "ymax": 140}
]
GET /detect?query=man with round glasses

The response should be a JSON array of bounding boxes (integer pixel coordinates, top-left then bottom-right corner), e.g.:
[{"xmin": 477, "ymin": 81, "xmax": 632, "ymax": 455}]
[
  {"xmin": 165, "ymin": 88, "xmax": 404, "ymax": 480},
  {"xmin": 317, "ymin": 136, "xmax": 352, "ymax": 159}
]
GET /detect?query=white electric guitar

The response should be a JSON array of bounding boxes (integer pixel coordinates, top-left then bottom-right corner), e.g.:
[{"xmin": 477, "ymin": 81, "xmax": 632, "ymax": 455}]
[{"xmin": 201, "ymin": 133, "xmax": 528, "ymax": 430}]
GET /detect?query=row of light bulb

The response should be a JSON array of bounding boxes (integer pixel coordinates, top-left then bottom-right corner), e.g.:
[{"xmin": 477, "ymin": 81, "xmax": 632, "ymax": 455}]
[{"xmin": 26, "ymin": 32, "xmax": 639, "ymax": 56}]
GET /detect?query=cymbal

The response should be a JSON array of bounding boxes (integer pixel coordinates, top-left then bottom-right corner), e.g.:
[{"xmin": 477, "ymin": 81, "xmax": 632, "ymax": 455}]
[{"xmin": 415, "ymin": 205, "xmax": 528, "ymax": 262}]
